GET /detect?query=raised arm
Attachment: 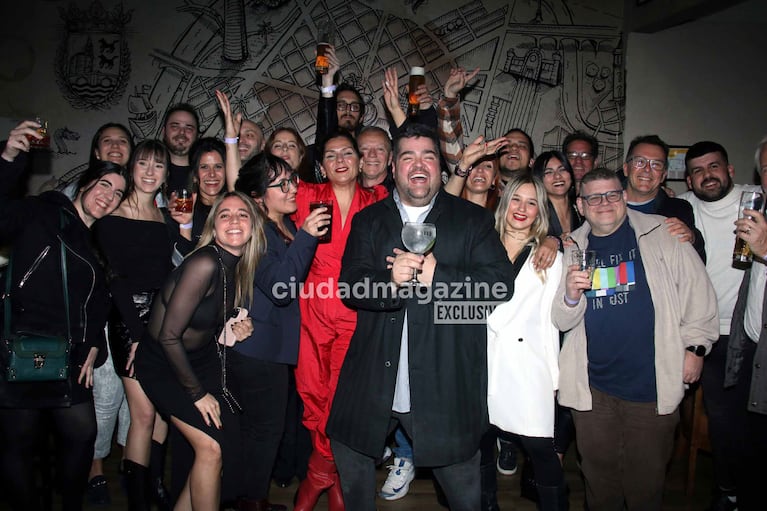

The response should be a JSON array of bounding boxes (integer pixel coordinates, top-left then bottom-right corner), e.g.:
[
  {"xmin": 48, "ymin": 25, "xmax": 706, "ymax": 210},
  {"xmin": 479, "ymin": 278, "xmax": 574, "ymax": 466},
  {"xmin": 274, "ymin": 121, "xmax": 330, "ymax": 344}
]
[
  {"xmin": 382, "ymin": 67, "xmax": 407, "ymax": 130},
  {"xmin": 216, "ymin": 90, "xmax": 243, "ymax": 192},
  {"xmin": 0, "ymin": 121, "xmax": 43, "ymax": 239},
  {"xmin": 315, "ymin": 45, "xmax": 341, "ymax": 152},
  {"xmin": 436, "ymin": 67, "xmax": 479, "ymax": 170},
  {"xmin": 444, "ymin": 135, "xmax": 508, "ymax": 196}
]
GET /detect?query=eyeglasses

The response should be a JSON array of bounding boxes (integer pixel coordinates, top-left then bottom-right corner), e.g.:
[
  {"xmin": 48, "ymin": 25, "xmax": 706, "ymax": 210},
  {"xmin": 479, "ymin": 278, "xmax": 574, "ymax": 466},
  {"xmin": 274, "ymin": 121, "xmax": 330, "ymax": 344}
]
[
  {"xmin": 337, "ymin": 102, "xmax": 362, "ymax": 112},
  {"xmin": 580, "ymin": 189, "xmax": 623, "ymax": 206},
  {"xmin": 627, "ymin": 156, "xmax": 666, "ymax": 172},
  {"xmin": 267, "ymin": 174, "xmax": 299, "ymax": 193},
  {"xmin": 566, "ymin": 151, "xmax": 594, "ymax": 161}
]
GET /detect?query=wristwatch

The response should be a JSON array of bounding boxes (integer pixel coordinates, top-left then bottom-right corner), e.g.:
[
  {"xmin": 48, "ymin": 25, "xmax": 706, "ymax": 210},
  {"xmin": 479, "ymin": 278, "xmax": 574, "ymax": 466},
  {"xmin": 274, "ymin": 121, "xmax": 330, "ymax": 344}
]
[{"xmin": 686, "ymin": 345, "xmax": 706, "ymax": 357}]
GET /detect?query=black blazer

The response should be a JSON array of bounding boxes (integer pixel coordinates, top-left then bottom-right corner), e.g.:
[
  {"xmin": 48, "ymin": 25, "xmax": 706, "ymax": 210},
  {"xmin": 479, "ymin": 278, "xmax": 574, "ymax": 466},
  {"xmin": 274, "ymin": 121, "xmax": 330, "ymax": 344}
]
[{"xmin": 327, "ymin": 190, "xmax": 515, "ymax": 465}]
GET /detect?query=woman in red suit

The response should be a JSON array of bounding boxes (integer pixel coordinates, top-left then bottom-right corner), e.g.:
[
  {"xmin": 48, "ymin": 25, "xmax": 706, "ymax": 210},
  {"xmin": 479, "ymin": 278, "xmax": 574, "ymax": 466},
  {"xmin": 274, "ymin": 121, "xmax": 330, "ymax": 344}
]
[{"xmin": 292, "ymin": 131, "xmax": 387, "ymax": 510}]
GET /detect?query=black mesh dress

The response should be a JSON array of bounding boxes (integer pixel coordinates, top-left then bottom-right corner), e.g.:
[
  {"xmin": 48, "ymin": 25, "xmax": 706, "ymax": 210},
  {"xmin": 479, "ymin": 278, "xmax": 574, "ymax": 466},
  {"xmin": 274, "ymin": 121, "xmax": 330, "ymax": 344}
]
[{"xmin": 135, "ymin": 243, "xmax": 242, "ymax": 499}]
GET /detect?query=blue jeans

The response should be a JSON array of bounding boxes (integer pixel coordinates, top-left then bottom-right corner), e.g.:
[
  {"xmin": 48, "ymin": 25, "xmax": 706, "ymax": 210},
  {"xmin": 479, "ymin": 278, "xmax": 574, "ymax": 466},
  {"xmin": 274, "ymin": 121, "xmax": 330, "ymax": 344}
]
[{"xmin": 392, "ymin": 427, "xmax": 412, "ymax": 460}]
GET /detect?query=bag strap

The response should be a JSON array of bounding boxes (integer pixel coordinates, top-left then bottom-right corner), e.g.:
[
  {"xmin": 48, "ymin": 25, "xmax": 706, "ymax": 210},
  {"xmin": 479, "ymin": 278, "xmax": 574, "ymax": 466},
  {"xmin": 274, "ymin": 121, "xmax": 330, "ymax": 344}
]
[{"xmin": 3, "ymin": 212, "xmax": 71, "ymax": 341}]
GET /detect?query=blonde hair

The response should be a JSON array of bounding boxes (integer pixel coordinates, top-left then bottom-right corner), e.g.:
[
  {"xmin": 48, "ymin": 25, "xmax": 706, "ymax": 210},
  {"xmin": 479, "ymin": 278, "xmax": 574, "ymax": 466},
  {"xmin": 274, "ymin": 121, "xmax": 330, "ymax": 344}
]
[
  {"xmin": 494, "ymin": 174, "xmax": 551, "ymax": 280},
  {"xmin": 196, "ymin": 191, "xmax": 266, "ymax": 307}
]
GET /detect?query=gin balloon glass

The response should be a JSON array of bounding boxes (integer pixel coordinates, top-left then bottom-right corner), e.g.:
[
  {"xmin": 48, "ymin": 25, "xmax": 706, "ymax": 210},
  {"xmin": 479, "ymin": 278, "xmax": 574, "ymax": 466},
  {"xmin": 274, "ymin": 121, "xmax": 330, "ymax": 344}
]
[{"xmin": 401, "ymin": 222, "xmax": 436, "ymax": 285}]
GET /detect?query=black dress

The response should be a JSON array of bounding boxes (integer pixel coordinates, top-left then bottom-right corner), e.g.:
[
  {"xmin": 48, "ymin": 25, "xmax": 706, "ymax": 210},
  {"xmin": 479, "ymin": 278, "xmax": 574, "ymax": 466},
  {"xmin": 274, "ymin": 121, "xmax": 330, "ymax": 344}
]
[
  {"xmin": 135, "ymin": 244, "xmax": 242, "ymax": 499},
  {"xmin": 94, "ymin": 216, "xmax": 173, "ymax": 377}
]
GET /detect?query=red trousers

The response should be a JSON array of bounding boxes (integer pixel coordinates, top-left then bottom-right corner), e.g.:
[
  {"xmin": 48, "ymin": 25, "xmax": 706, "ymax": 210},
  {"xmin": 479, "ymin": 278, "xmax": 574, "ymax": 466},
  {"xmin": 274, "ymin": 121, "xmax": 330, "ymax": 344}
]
[{"xmin": 295, "ymin": 286, "xmax": 356, "ymax": 459}]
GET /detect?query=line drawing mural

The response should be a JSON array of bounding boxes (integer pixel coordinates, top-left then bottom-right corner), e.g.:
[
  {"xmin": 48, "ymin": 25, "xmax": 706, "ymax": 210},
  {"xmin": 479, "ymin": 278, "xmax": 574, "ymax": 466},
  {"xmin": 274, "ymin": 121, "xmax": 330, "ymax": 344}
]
[{"xmin": 50, "ymin": 0, "xmax": 624, "ymax": 181}]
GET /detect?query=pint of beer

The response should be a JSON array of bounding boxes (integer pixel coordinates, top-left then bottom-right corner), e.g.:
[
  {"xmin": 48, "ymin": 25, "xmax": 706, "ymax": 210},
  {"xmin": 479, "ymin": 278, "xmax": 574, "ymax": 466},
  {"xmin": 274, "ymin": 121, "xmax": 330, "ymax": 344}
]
[
  {"xmin": 315, "ymin": 19, "xmax": 335, "ymax": 75},
  {"xmin": 733, "ymin": 190, "xmax": 764, "ymax": 265},
  {"xmin": 408, "ymin": 67, "xmax": 425, "ymax": 117}
]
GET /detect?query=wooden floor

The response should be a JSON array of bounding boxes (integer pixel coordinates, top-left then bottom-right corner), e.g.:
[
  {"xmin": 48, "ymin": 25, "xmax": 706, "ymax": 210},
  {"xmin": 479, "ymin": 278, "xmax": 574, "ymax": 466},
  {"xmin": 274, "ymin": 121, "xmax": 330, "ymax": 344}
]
[{"xmin": 69, "ymin": 442, "xmax": 712, "ymax": 511}]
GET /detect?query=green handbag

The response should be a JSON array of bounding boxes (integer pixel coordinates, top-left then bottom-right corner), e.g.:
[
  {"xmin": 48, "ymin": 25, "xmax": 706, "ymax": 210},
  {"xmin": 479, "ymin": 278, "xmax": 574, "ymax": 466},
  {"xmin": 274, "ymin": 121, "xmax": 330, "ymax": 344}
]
[{"xmin": 3, "ymin": 226, "xmax": 72, "ymax": 383}]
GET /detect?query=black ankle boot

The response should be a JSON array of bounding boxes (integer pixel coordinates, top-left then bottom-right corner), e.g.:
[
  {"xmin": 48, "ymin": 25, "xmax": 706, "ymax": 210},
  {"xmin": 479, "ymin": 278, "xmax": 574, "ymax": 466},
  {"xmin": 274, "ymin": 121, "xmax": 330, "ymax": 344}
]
[{"xmin": 123, "ymin": 460, "xmax": 151, "ymax": 511}]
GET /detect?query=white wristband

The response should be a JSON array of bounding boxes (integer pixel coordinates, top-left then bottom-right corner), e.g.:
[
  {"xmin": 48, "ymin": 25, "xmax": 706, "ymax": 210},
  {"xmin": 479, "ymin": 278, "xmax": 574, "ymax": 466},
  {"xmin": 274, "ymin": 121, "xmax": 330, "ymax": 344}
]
[
  {"xmin": 224, "ymin": 137, "xmax": 239, "ymax": 145},
  {"xmin": 320, "ymin": 85, "xmax": 337, "ymax": 95}
]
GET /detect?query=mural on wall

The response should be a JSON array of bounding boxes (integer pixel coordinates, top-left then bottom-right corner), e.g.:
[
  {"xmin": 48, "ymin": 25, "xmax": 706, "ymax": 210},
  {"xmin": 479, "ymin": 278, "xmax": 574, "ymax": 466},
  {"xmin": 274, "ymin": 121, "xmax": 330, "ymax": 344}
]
[
  {"xmin": 55, "ymin": 1, "xmax": 133, "ymax": 110},
  {"xmin": 49, "ymin": 0, "xmax": 623, "ymax": 180}
]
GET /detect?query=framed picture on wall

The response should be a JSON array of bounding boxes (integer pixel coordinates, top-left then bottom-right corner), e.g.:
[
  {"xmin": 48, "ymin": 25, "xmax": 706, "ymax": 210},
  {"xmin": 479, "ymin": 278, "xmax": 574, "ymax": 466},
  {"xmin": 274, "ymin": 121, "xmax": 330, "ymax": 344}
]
[{"xmin": 666, "ymin": 146, "xmax": 689, "ymax": 181}]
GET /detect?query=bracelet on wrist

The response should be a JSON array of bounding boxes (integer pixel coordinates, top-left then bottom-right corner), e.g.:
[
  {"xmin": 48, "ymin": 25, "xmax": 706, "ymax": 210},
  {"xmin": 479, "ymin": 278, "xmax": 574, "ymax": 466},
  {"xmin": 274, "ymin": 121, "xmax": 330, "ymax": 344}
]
[
  {"xmin": 180, "ymin": 222, "xmax": 193, "ymax": 229},
  {"xmin": 224, "ymin": 136, "xmax": 239, "ymax": 145},
  {"xmin": 454, "ymin": 163, "xmax": 472, "ymax": 178},
  {"xmin": 320, "ymin": 84, "xmax": 337, "ymax": 95}
]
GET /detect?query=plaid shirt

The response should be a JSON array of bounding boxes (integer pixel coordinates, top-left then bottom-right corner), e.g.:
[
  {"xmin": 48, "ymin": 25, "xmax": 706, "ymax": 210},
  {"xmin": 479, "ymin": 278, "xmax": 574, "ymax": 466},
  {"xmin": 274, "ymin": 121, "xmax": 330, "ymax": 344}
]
[{"xmin": 437, "ymin": 96, "xmax": 464, "ymax": 172}]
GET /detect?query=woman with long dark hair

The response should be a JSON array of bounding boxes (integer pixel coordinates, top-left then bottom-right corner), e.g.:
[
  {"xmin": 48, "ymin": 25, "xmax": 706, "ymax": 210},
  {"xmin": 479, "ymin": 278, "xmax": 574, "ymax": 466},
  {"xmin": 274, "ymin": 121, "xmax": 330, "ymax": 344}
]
[
  {"xmin": 93, "ymin": 140, "xmax": 177, "ymax": 510},
  {"xmin": 0, "ymin": 120, "xmax": 129, "ymax": 511},
  {"xmin": 230, "ymin": 153, "xmax": 328, "ymax": 510}
]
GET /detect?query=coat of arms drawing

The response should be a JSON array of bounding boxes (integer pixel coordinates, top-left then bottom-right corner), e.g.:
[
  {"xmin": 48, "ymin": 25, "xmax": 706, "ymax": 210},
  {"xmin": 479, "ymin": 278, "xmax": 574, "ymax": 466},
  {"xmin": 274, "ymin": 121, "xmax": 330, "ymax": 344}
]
[{"xmin": 55, "ymin": 1, "xmax": 133, "ymax": 110}]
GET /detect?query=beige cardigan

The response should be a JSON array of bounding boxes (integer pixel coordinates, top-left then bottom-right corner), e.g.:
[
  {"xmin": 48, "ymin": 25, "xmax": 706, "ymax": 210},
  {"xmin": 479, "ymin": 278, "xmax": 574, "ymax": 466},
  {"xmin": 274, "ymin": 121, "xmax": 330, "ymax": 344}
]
[{"xmin": 552, "ymin": 209, "xmax": 719, "ymax": 415}]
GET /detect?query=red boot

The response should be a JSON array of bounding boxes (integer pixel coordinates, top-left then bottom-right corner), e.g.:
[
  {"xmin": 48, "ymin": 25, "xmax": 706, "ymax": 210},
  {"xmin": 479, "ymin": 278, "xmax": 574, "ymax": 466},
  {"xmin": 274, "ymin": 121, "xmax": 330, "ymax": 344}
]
[
  {"xmin": 326, "ymin": 471, "xmax": 345, "ymax": 511},
  {"xmin": 293, "ymin": 452, "xmax": 336, "ymax": 511}
]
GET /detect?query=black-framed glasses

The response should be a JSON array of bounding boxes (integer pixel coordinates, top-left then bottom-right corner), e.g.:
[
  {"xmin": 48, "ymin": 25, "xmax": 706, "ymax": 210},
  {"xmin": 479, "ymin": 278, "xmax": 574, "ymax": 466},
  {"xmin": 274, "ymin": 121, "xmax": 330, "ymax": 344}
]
[
  {"xmin": 337, "ymin": 102, "xmax": 362, "ymax": 112},
  {"xmin": 581, "ymin": 189, "xmax": 623, "ymax": 206},
  {"xmin": 627, "ymin": 156, "xmax": 666, "ymax": 172},
  {"xmin": 566, "ymin": 151, "xmax": 594, "ymax": 161},
  {"xmin": 267, "ymin": 174, "xmax": 299, "ymax": 193}
]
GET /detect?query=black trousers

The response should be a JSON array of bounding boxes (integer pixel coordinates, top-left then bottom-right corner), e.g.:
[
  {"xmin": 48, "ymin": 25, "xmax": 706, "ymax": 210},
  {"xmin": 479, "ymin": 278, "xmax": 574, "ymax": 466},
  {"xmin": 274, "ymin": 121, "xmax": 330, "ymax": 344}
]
[
  {"xmin": 272, "ymin": 367, "xmax": 311, "ymax": 482},
  {"xmin": 0, "ymin": 401, "xmax": 97, "ymax": 511},
  {"xmin": 332, "ymin": 412, "xmax": 481, "ymax": 511},
  {"xmin": 701, "ymin": 335, "xmax": 750, "ymax": 495},
  {"xmin": 228, "ymin": 351, "xmax": 289, "ymax": 499}
]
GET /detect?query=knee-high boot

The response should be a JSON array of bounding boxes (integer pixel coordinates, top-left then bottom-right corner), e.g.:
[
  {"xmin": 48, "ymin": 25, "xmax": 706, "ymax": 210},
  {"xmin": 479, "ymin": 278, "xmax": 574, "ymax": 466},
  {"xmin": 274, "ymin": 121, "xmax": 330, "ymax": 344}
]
[
  {"xmin": 326, "ymin": 471, "xmax": 345, "ymax": 511},
  {"xmin": 149, "ymin": 440, "xmax": 172, "ymax": 511},
  {"xmin": 123, "ymin": 460, "xmax": 152, "ymax": 511},
  {"xmin": 293, "ymin": 451, "xmax": 336, "ymax": 511}
]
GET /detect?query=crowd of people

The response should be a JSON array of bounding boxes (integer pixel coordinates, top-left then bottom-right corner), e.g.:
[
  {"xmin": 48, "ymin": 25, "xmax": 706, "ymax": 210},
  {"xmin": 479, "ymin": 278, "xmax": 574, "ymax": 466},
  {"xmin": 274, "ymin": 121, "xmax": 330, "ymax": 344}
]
[{"xmin": 0, "ymin": 43, "xmax": 765, "ymax": 511}]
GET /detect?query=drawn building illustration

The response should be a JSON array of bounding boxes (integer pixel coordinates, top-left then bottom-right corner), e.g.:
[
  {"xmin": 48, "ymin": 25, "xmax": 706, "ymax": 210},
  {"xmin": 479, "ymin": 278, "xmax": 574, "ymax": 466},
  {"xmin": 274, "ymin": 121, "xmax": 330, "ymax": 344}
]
[{"xmin": 47, "ymin": 0, "xmax": 624, "ymax": 179}]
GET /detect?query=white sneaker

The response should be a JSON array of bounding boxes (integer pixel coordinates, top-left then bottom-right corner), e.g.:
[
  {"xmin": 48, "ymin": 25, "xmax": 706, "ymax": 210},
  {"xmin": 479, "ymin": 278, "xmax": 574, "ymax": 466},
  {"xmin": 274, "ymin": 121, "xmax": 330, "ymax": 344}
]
[
  {"xmin": 378, "ymin": 445, "xmax": 393, "ymax": 465},
  {"xmin": 379, "ymin": 457, "xmax": 415, "ymax": 501}
]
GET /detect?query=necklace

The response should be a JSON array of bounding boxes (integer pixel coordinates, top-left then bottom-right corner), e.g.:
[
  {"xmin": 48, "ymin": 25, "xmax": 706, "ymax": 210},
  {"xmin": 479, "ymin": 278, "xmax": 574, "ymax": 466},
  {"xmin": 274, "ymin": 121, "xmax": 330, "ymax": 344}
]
[
  {"xmin": 213, "ymin": 246, "xmax": 242, "ymax": 414},
  {"xmin": 504, "ymin": 230, "xmax": 530, "ymax": 241}
]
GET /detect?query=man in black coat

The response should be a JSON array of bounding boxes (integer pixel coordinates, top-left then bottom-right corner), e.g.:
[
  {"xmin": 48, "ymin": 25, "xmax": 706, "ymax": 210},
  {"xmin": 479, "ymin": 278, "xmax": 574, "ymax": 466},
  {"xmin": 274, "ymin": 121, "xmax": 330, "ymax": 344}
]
[
  {"xmin": 622, "ymin": 134, "xmax": 706, "ymax": 261},
  {"xmin": 326, "ymin": 125, "xmax": 515, "ymax": 510}
]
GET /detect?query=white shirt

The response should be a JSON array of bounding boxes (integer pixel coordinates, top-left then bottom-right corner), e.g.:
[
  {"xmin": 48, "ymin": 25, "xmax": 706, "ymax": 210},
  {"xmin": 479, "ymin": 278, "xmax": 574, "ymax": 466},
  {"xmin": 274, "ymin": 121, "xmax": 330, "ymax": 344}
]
[{"xmin": 745, "ymin": 261, "xmax": 767, "ymax": 343}]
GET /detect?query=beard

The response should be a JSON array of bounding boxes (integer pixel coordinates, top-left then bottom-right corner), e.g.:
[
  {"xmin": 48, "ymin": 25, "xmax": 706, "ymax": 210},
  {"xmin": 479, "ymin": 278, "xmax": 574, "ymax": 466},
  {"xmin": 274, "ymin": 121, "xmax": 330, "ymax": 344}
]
[
  {"xmin": 694, "ymin": 175, "xmax": 734, "ymax": 202},
  {"xmin": 166, "ymin": 136, "xmax": 191, "ymax": 157}
]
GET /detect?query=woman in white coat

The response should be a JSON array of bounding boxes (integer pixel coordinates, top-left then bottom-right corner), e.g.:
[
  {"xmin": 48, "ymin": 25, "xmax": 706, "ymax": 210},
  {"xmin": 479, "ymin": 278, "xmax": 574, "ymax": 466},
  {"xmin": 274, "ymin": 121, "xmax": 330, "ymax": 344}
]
[{"xmin": 487, "ymin": 174, "xmax": 568, "ymax": 510}]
